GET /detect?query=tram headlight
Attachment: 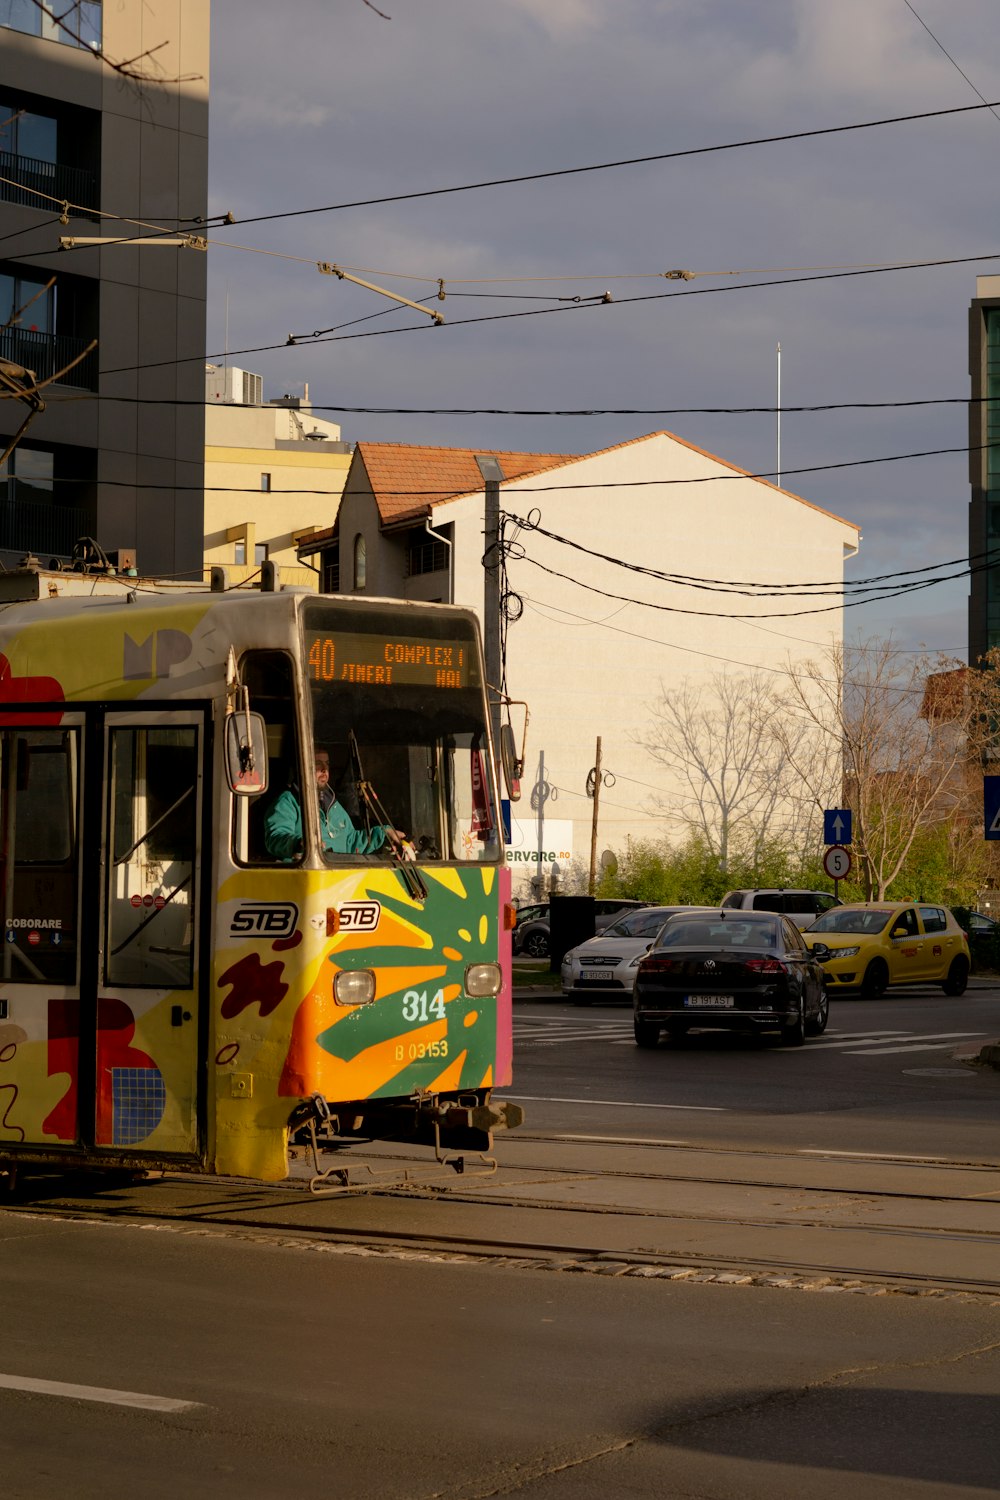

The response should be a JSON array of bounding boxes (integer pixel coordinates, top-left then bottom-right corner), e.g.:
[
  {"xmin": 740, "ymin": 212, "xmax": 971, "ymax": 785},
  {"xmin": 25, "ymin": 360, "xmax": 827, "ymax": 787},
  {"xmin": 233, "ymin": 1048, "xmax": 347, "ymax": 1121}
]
[
  {"xmin": 465, "ymin": 962, "xmax": 502, "ymax": 997},
  {"xmin": 334, "ymin": 969, "xmax": 376, "ymax": 1006}
]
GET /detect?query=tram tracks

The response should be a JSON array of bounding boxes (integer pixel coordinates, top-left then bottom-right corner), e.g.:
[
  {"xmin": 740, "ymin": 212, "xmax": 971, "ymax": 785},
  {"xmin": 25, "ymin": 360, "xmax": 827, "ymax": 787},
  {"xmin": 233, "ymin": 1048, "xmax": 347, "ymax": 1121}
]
[{"xmin": 3, "ymin": 1131, "xmax": 999, "ymax": 1299}]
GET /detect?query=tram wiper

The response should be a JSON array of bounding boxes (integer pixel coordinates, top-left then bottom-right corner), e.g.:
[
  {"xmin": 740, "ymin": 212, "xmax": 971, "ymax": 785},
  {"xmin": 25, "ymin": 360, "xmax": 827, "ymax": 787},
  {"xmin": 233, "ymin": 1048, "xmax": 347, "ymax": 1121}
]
[{"xmin": 349, "ymin": 731, "xmax": 427, "ymax": 902}]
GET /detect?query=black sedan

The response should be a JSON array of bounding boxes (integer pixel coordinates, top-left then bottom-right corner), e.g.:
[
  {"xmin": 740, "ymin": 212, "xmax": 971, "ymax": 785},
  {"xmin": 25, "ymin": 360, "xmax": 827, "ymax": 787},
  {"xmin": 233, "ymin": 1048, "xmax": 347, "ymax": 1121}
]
[{"xmin": 632, "ymin": 909, "xmax": 829, "ymax": 1048}]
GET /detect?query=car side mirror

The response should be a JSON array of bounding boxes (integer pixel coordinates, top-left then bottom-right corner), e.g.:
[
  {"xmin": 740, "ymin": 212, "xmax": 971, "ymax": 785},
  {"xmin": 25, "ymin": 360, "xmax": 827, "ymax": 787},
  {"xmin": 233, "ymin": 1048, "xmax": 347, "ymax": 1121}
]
[
  {"xmin": 891, "ymin": 926, "xmax": 907, "ymax": 939},
  {"xmin": 810, "ymin": 943, "xmax": 831, "ymax": 962}
]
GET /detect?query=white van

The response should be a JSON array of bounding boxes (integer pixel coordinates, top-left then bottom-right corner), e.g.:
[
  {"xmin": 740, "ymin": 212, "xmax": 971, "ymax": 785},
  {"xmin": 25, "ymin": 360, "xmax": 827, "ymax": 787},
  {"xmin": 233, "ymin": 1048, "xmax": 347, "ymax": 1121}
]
[{"xmin": 720, "ymin": 888, "xmax": 842, "ymax": 930}]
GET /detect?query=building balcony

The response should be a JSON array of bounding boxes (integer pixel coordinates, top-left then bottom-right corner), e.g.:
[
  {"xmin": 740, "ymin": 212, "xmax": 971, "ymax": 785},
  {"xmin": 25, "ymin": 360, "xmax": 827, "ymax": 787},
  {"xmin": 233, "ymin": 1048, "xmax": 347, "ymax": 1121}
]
[
  {"xmin": 0, "ymin": 150, "xmax": 99, "ymax": 222},
  {"xmin": 0, "ymin": 325, "xmax": 98, "ymax": 392}
]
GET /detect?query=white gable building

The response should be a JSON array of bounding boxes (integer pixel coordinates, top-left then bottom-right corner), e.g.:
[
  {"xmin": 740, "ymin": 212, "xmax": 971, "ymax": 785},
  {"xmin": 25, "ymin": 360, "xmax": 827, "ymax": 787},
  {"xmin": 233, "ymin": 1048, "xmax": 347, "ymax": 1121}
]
[{"xmin": 322, "ymin": 432, "xmax": 860, "ymax": 896}]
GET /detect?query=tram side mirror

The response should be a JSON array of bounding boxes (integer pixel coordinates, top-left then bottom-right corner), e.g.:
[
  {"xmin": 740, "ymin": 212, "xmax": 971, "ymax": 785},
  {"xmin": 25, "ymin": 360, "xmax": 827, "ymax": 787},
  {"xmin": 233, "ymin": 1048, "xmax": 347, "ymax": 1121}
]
[
  {"xmin": 500, "ymin": 722, "xmax": 522, "ymax": 802},
  {"xmin": 225, "ymin": 712, "xmax": 269, "ymax": 796}
]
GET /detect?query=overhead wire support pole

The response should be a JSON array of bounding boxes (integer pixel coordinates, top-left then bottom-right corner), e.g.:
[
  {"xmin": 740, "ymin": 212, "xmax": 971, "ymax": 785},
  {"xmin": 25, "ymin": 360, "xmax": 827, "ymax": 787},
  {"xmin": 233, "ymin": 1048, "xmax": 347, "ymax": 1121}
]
[
  {"xmin": 588, "ymin": 736, "xmax": 603, "ymax": 897},
  {"xmin": 476, "ymin": 458, "xmax": 503, "ymax": 756},
  {"xmin": 317, "ymin": 263, "xmax": 444, "ymax": 324},
  {"xmin": 59, "ymin": 235, "xmax": 208, "ymax": 250}
]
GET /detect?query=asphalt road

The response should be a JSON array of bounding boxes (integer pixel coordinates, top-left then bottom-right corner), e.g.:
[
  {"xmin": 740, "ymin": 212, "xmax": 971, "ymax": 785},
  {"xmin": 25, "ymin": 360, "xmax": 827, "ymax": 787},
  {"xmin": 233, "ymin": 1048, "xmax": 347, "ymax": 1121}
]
[
  {"xmin": 2, "ymin": 982, "xmax": 998, "ymax": 1497},
  {"xmin": 505, "ymin": 981, "xmax": 1000, "ymax": 1160},
  {"xmin": 2, "ymin": 1208, "xmax": 999, "ymax": 1500}
]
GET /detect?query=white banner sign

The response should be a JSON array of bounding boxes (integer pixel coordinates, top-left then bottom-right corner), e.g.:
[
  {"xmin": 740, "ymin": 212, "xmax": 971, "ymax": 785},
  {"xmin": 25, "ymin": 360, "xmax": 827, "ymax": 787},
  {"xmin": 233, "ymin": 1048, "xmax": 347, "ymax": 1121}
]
[{"xmin": 506, "ymin": 818, "xmax": 574, "ymax": 867}]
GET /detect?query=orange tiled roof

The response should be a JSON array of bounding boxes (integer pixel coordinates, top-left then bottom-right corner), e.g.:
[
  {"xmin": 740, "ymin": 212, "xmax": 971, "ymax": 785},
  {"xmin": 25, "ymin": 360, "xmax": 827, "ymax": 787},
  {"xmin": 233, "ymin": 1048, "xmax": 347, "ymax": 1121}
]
[{"xmin": 354, "ymin": 442, "xmax": 577, "ymax": 525}]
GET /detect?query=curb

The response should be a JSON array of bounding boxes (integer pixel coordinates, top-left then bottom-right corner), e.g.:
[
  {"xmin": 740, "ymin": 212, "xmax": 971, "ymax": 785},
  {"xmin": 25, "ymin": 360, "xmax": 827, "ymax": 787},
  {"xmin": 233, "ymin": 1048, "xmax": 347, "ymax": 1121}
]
[{"xmin": 954, "ymin": 1037, "xmax": 1000, "ymax": 1071}]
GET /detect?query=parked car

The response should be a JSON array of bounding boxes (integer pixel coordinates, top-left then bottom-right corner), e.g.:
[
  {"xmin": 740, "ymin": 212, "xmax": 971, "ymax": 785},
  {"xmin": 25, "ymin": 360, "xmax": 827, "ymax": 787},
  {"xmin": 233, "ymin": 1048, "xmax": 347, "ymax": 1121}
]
[
  {"xmin": 513, "ymin": 897, "xmax": 651, "ymax": 960},
  {"xmin": 511, "ymin": 902, "xmax": 551, "ymax": 958},
  {"xmin": 803, "ymin": 902, "xmax": 971, "ymax": 997},
  {"xmin": 561, "ymin": 905, "xmax": 705, "ymax": 1002},
  {"xmin": 955, "ymin": 909, "xmax": 999, "ymax": 938},
  {"xmin": 632, "ymin": 909, "xmax": 829, "ymax": 1048},
  {"xmin": 720, "ymin": 888, "xmax": 842, "ymax": 930}
]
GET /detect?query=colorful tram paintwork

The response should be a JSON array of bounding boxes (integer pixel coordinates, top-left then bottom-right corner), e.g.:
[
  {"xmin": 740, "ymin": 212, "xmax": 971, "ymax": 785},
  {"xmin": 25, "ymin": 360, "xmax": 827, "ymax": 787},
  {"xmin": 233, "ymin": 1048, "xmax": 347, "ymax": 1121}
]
[{"xmin": 0, "ymin": 580, "xmax": 516, "ymax": 1183}]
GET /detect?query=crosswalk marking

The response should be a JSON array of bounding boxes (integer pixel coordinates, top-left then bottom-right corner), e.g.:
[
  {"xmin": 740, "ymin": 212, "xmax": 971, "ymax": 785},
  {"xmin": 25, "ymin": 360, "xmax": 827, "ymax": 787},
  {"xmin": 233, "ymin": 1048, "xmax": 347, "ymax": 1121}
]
[{"xmin": 513, "ymin": 1020, "xmax": 987, "ymax": 1056}]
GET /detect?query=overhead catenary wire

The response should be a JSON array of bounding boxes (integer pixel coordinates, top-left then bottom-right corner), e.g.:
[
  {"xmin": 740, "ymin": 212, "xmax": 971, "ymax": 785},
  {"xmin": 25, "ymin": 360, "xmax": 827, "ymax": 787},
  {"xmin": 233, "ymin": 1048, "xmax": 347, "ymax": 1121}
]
[
  {"xmin": 513, "ymin": 547, "xmax": 993, "ymax": 621},
  {"xmin": 519, "ymin": 596, "xmax": 964, "ymax": 697},
  {"xmin": 78, "ymin": 249, "xmax": 1000, "ymax": 379},
  {"xmin": 21, "ymin": 438, "xmax": 1000, "ymax": 496},
  {"xmin": 212, "ymin": 97, "xmax": 1000, "ymax": 227},
  {"xmin": 510, "ymin": 516, "xmax": 996, "ymax": 596},
  {"xmin": 43, "ymin": 390, "xmax": 1000, "ymax": 416},
  {"xmin": 902, "ymin": 0, "xmax": 1000, "ymax": 130}
]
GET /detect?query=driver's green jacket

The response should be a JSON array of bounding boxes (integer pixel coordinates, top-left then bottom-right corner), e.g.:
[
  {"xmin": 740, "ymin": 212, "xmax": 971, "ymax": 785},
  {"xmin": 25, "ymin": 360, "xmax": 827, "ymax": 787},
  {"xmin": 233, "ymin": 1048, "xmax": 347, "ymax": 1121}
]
[{"xmin": 264, "ymin": 789, "xmax": 388, "ymax": 858}]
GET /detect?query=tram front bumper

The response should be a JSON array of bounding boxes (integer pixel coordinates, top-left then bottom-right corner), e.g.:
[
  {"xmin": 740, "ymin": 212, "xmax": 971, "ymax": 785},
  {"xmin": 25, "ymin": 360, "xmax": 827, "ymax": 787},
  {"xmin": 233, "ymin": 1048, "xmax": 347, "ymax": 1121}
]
[{"xmin": 293, "ymin": 1093, "xmax": 524, "ymax": 1154}]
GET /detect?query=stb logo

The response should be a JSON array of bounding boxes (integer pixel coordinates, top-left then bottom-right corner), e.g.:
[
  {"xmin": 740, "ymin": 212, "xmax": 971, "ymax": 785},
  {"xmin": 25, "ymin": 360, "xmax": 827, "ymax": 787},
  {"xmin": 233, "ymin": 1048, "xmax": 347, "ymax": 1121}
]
[
  {"xmin": 230, "ymin": 903, "xmax": 299, "ymax": 938},
  {"xmin": 337, "ymin": 900, "xmax": 381, "ymax": 932}
]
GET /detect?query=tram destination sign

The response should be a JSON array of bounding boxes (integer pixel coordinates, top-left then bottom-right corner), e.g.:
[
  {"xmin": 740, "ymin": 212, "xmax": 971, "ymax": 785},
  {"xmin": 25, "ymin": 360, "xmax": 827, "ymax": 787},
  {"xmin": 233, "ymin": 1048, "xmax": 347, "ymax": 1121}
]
[{"xmin": 306, "ymin": 630, "xmax": 473, "ymax": 689}]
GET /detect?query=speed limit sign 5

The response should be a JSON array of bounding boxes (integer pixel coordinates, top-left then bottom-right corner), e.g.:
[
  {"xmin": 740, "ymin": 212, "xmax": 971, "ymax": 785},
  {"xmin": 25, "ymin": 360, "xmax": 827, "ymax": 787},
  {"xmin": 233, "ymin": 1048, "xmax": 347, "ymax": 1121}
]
[{"xmin": 823, "ymin": 845, "xmax": 852, "ymax": 880}]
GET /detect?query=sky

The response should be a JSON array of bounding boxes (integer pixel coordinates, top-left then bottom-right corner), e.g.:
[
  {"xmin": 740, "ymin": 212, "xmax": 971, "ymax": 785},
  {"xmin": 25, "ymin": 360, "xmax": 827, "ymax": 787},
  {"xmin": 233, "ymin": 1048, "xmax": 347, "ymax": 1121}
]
[{"xmin": 205, "ymin": 0, "xmax": 1000, "ymax": 661}]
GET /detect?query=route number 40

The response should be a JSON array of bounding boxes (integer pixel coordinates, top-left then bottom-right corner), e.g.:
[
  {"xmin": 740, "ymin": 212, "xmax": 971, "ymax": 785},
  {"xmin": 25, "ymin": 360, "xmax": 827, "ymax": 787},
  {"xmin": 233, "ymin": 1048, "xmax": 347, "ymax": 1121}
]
[{"xmin": 401, "ymin": 988, "xmax": 447, "ymax": 1023}]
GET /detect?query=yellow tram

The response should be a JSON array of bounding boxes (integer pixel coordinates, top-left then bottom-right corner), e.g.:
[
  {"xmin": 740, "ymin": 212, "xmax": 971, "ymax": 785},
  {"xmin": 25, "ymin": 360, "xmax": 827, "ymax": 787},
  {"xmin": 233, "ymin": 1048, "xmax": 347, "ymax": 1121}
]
[{"xmin": 0, "ymin": 568, "xmax": 521, "ymax": 1184}]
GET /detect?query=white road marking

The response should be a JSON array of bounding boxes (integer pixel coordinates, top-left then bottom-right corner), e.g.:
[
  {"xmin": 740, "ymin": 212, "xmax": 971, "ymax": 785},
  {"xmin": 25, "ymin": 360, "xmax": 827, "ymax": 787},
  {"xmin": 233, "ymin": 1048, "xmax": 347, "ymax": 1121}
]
[
  {"xmin": 841, "ymin": 1037, "xmax": 984, "ymax": 1056},
  {"xmin": 497, "ymin": 1094, "xmax": 727, "ymax": 1111},
  {"xmin": 0, "ymin": 1373, "xmax": 200, "ymax": 1412}
]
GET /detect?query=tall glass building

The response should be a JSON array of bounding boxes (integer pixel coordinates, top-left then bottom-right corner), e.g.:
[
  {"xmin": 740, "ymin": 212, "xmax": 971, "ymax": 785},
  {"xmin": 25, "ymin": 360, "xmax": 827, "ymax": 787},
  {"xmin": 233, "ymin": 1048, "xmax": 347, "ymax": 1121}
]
[
  {"xmin": 0, "ymin": 2, "xmax": 208, "ymax": 576},
  {"xmin": 970, "ymin": 276, "xmax": 1000, "ymax": 662}
]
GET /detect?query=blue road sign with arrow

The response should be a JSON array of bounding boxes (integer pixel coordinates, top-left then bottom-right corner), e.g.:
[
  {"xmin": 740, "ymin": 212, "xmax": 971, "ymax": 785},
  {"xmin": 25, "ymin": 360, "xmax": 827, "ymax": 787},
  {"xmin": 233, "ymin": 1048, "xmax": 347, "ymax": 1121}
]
[
  {"xmin": 823, "ymin": 809, "xmax": 852, "ymax": 845},
  {"xmin": 984, "ymin": 778, "xmax": 1000, "ymax": 840}
]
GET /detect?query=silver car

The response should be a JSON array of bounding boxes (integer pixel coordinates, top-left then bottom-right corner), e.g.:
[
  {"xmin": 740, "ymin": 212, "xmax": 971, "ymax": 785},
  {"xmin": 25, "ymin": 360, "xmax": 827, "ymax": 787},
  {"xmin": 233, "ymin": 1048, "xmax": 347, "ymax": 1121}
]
[{"xmin": 561, "ymin": 906, "xmax": 707, "ymax": 1004}]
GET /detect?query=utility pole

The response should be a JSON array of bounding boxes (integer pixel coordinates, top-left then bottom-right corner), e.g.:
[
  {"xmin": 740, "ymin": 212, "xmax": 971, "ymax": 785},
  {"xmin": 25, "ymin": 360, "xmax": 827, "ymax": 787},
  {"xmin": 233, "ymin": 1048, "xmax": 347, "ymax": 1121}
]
[
  {"xmin": 588, "ymin": 736, "xmax": 603, "ymax": 896},
  {"xmin": 776, "ymin": 341, "xmax": 782, "ymax": 488},
  {"xmin": 476, "ymin": 456, "xmax": 504, "ymax": 755}
]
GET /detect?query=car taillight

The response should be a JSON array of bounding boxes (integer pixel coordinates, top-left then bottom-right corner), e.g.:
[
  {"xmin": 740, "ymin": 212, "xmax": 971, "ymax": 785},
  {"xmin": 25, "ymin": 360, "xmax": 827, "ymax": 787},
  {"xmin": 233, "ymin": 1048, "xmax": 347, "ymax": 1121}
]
[
  {"xmin": 641, "ymin": 956, "xmax": 675, "ymax": 973},
  {"xmin": 744, "ymin": 957, "xmax": 787, "ymax": 975}
]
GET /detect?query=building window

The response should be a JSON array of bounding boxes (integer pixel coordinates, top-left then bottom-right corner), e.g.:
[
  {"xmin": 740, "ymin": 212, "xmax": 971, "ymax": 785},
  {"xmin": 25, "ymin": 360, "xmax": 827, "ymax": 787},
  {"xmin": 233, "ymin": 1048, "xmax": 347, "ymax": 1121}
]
[
  {"xmin": 406, "ymin": 536, "xmax": 449, "ymax": 577},
  {"xmin": 0, "ymin": 263, "xmax": 98, "ymax": 390},
  {"xmin": 0, "ymin": 443, "xmax": 92, "ymax": 559},
  {"xmin": 260, "ymin": 472, "xmax": 271, "ymax": 492},
  {"xmin": 234, "ymin": 541, "xmax": 268, "ymax": 566},
  {"xmin": 0, "ymin": 89, "xmax": 101, "ymax": 221},
  {"xmin": 322, "ymin": 551, "xmax": 340, "ymax": 593},
  {"xmin": 1, "ymin": 1, "xmax": 102, "ymax": 48},
  {"xmin": 353, "ymin": 533, "xmax": 366, "ymax": 591}
]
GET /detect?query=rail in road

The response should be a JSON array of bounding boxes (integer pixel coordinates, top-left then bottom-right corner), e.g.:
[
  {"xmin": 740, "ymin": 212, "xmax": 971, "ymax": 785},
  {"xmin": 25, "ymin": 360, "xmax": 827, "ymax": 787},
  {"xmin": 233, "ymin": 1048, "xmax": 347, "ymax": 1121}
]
[{"xmin": 4, "ymin": 1131, "xmax": 999, "ymax": 1302}]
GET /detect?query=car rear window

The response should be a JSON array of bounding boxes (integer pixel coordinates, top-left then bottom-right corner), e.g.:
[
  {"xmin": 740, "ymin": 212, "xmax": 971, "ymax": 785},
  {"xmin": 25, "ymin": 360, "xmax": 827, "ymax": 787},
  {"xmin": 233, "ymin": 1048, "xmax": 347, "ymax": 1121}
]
[
  {"xmin": 658, "ymin": 917, "xmax": 779, "ymax": 950},
  {"xmin": 809, "ymin": 908, "xmax": 893, "ymax": 935},
  {"xmin": 609, "ymin": 909, "xmax": 671, "ymax": 937},
  {"xmin": 750, "ymin": 893, "xmax": 785, "ymax": 913}
]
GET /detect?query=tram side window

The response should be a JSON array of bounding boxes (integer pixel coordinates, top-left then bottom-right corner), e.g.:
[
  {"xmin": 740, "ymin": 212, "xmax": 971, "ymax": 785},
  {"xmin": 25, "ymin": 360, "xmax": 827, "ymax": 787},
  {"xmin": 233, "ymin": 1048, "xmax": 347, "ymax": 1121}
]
[
  {"xmin": 0, "ymin": 727, "xmax": 80, "ymax": 984},
  {"xmin": 232, "ymin": 651, "xmax": 301, "ymax": 866},
  {"xmin": 106, "ymin": 726, "xmax": 199, "ymax": 989}
]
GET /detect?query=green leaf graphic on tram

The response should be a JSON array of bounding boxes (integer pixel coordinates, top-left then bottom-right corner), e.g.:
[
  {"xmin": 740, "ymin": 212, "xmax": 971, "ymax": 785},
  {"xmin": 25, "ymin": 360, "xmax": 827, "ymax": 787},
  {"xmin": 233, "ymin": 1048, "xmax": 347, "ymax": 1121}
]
[{"xmin": 316, "ymin": 878, "xmax": 496, "ymax": 1089}]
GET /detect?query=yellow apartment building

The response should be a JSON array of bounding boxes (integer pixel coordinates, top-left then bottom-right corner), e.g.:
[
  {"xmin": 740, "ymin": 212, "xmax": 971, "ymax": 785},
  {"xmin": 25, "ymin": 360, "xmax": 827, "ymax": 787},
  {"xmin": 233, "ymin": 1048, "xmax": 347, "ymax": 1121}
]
[{"xmin": 203, "ymin": 365, "xmax": 351, "ymax": 590}]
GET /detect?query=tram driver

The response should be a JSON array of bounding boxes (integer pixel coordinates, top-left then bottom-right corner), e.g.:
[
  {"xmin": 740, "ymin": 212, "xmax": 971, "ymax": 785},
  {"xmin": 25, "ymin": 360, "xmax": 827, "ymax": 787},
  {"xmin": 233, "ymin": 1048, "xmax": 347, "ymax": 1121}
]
[{"xmin": 264, "ymin": 747, "xmax": 408, "ymax": 860}]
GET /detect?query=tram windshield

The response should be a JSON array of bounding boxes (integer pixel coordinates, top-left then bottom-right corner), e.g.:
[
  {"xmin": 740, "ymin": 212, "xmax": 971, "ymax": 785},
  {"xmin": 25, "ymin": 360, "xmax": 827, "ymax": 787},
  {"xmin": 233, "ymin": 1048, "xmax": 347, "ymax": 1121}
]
[{"xmin": 301, "ymin": 602, "xmax": 499, "ymax": 864}]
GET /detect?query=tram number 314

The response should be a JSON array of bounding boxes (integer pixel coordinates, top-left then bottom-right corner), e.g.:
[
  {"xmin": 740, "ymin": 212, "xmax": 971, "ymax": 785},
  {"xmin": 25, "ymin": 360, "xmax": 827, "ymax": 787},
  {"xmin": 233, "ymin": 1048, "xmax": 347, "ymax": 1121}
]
[{"xmin": 401, "ymin": 988, "xmax": 447, "ymax": 1023}]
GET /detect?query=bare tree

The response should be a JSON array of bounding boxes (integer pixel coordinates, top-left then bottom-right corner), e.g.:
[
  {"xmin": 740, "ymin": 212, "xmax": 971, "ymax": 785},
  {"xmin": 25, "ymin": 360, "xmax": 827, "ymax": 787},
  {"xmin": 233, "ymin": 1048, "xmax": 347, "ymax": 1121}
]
[
  {"xmin": 638, "ymin": 671, "xmax": 815, "ymax": 876},
  {"xmin": 777, "ymin": 641, "xmax": 976, "ymax": 901}
]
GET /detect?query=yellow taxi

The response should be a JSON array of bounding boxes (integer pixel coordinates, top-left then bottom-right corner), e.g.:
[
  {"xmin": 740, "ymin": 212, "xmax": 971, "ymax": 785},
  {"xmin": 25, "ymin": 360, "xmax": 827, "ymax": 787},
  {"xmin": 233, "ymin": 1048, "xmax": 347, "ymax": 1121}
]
[{"xmin": 803, "ymin": 901, "xmax": 971, "ymax": 998}]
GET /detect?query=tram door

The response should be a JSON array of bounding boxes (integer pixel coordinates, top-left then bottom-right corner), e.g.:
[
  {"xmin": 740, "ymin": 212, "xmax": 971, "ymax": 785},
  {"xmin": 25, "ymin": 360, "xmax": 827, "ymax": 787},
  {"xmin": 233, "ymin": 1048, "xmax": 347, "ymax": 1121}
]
[
  {"xmin": 95, "ymin": 712, "xmax": 205, "ymax": 1158},
  {"xmin": 0, "ymin": 711, "xmax": 205, "ymax": 1159}
]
